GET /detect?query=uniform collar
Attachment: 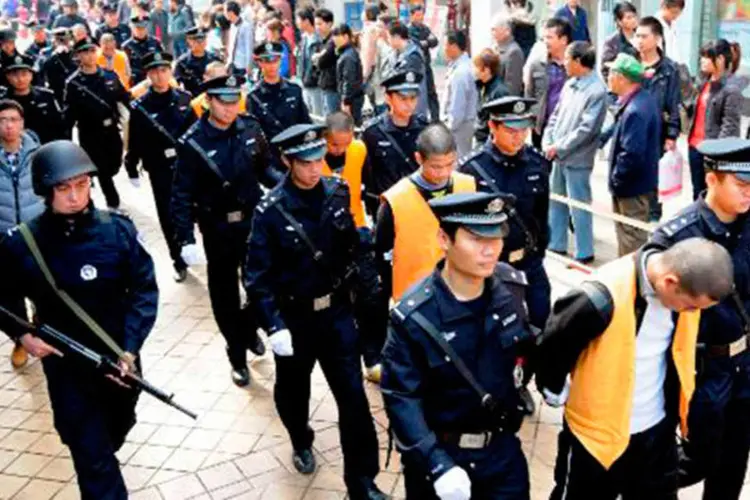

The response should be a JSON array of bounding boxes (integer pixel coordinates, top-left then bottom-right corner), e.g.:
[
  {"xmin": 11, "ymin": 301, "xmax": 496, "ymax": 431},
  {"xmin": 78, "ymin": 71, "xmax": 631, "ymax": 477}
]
[
  {"xmin": 482, "ymin": 140, "xmax": 526, "ymax": 165},
  {"xmin": 697, "ymin": 193, "xmax": 732, "ymax": 237},
  {"xmin": 280, "ymin": 175, "xmax": 337, "ymax": 211},
  {"xmin": 201, "ymin": 113, "xmax": 244, "ymax": 139},
  {"xmin": 431, "ymin": 262, "xmax": 509, "ymax": 324},
  {"xmin": 637, "ymin": 250, "xmax": 657, "ymax": 300},
  {"xmin": 384, "ymin": 113, "xmax": 420, "ymax": 131}
]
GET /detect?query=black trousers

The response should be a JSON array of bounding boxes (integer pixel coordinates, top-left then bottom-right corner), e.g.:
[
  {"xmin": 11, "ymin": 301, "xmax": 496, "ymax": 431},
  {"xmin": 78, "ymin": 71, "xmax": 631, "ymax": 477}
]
[
  {"xmin": 81, "ymin": 131, "xmax": 123, "ymax": 209},
  {"xmin": 550, "ymin": 418, "xmax": 678, "ymax": 500},
  {"xmin": 402, "ymin": 433, "xmax": 529, "ymax": 500},
  {"xmin": 43, "ymin": 357, "xmax": 138, "ymax": 500},
  {"xmin": 200, "ymin": 219, "xmax": 258, "ymax": 369},
  {"xmin": 274, "ymin": 301, "xmax": 379, "ymax": 493},
  {"xmin": 148, "ymin": 167, "xmax": 186, "ymax": 271}
]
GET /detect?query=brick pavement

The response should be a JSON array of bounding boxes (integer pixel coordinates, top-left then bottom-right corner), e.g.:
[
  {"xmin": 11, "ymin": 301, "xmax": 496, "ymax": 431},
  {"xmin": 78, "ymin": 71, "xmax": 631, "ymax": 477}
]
[{"xmin": 0, "ymin": 171, "xmax": 746, "ymax": 499}]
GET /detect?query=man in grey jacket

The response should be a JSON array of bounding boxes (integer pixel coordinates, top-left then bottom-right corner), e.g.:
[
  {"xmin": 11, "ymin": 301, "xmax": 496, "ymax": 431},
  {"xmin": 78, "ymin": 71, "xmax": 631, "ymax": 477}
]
[
  {"xmin": 543, "ymin": 42, "xmax": 607, "ymax": 264},
  {"xmin": 441, "ymin": 31, "xmax": 477, "ymax": 157},
  {"xmin": 0, "ymin": 99, "xmax": 43, "ymax": 369},
  {"xmin": 491, "ymin": 11, "xmax": 524, "ymax": 96}
]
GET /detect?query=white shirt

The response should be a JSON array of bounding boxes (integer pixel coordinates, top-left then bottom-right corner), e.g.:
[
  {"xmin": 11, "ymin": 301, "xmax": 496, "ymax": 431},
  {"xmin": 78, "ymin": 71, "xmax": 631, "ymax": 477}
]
[
  {"xmin": 630, "ymin": 252, "xmax": 673, "ymax": 434},
  {"xmin": 655, "ymin": 13, "xmax": 684, "ymax": 65}
]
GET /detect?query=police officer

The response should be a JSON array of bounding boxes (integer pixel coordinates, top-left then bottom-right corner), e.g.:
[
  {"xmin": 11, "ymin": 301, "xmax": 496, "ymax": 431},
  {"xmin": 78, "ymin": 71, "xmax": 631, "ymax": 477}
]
[
  {"xmin": 248, "ymin": 41, "xmax": 311, "ymax": 177},
  {"xmin": 0, "ymin": 28, "xmax": 20, "ymax": 88},
  {"xmin": 361, "ymin": 68, "xmax": 429, "ymax": 216},
  {"xmin": 95, "ymin": 2, "xmax": 132, "ymax": 49},
  {"xmin": 381, "ymin": 191, "xmax": 534, "ymax": 500},
  {"xmin": 173, "ymin": 27, "xmax": 221, "ymax": 97},
  {"xmin": 459, "ymin": 96, "xmax": 551, "ymax": 414},
  {"xmin": 122, "ymin": 14, "xmax": 163, "ymax": 87},
  {"xmin": 23, "ymin": 20, "xmax": 51, "ymax": 63},
  {"xmin": 125, "ymin": 51, "xmax": 194, "ymax": 282},
  {"xmin": 170, "ymin": 75, "xmax": 272, "ymax": 386},
  {"xmin": 646, "ymin": 138, "xmax": 750, "ymax": 499},
  {"xmin": 0, "ymin": 140, "xmax": 158, "ymax": 500},
  {"xmin": 40, "ymin": 28, "xmax": 77, "ymax": 104},
  {"xmin": 243, "ymin": 124, "xmax": 386, "ymax": 500},
  {"xmin": 64, "ymin": 36, "xmax": 130, "ymax": 208},
  {"xmin": 52, "ymin": 0, "xmax": 90, "ymax": 32},
  {"xmin": 1, "ymin": 54, "xmax": 68, "ymax": 144}
]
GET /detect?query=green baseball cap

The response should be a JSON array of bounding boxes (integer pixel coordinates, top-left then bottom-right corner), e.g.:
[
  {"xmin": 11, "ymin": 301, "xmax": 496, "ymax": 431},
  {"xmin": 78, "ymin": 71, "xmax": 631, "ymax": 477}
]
[{"xmin": 605, "ymin": 53, "xmax": 645, "ymax": 83}]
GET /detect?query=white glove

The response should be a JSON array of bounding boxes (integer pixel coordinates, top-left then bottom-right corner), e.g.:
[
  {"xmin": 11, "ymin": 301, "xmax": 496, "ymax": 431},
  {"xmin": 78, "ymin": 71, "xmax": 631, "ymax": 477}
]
[
  {"xmin": 269, "ymin": 329, "xmax": 294, "ymax": 356},
  {"xmin": 129, "ymin": 177, "xmax": 141, "ymax": 188},
  {"xmin": 542, "ymin": 376, "xmax": 571, "ymax": 408},
  {"xmin": 433, "ymin": 466, "xmax": 471, "ymax": 500},
  {"xmin": 180, "ymin": 243, "xmax": 204, "ymax": 266}
]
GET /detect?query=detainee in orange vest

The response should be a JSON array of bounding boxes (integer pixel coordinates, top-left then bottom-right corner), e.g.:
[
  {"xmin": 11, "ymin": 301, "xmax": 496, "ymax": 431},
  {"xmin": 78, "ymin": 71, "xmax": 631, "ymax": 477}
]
[
  {"xmin": 97, "ymin": 33, "xmax": 131, "ymax": 90},
  {"xmin": 535, "ymin": 238, "xmax": 733, "ymax": 499},
  {"xmin": 322, "ymin": 111, "xmax": 367, "ymax": 228},
  {"xmin": 190, "ymin": 61, "xmax": 247, "ymax": 117}
]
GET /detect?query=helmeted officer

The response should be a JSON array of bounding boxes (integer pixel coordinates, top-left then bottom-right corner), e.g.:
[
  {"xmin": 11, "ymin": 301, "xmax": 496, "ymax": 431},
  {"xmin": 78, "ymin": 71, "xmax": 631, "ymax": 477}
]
[
  {"xmin": 0, "ymin": 140, "xmax": 158, "ymax": 500},
  {"xmin": 64, "ymin": 36, "xmax": 130, "ymax": 209},
  {"xmin": 646, "ymin": 137, "xmax": 750, "ymax": 499},
  {"xmin": 94, "ymin": 2, "xmax": 132, "ymax": 48},
  {"xmin": 361, "ymin": 68, "xmax": 429, "ymax": 216},
  {"xmin": 122, "ymin": 14, "xmax": 163, "ymax": 87},
  {"xmin": 23, "ymin": 20, "xmax": 51, "ymax": 63},
  {"xmin": 459, "ymin": 96, "xmax": 551, "ymax": 414},
  {"xmin": 1, "ymin": 53, "xmax": 68, "ymax": 144},
  {"xmin": 247, "ymin": 41, "xmax": 311, "ymax": 178},
  {"xmin": 173, "ymin": 27, "xmax": 221, "ymax": 97},
  {"xmin": 170, "ymin": 74, "xmax": 272, "ymax": 386},
  {"xmin": 125, "ymin": 51, "xmax": 195, "ymax": 282},
  {"xmin": 243, "ymin": 124, "xmax": 386, "ymax": 500},
  {"xmin": 40, "ymin": 28, "xmax": 77, "ymax": 104},
  {"xmin": 381, "ymin": 191, "xmax": 534, "ymax": 500}
]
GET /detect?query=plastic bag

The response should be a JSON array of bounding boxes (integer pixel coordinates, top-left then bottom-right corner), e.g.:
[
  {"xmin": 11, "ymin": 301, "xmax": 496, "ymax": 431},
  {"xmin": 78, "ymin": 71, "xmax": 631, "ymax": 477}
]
[{"xmin": 658, "ymin": 149, "xmax": 684, "ymax": 202}]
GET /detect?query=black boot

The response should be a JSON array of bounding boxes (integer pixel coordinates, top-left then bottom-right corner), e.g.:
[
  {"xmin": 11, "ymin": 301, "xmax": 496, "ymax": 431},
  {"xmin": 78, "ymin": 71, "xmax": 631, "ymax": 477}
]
[
  {"xmin": 348, "ymin": 478, "xmax": 389, "ymax": 500},
  {"xmin": 292, "ymin": 448, "xmax": 316, "ymax": 475},
  {"xmin": 231, "ymin": 367, "xmax": 250, "ymax": 387},
  {"xmin": 247, "ymin": 331, "xmax": 266, "ymax": 356}
]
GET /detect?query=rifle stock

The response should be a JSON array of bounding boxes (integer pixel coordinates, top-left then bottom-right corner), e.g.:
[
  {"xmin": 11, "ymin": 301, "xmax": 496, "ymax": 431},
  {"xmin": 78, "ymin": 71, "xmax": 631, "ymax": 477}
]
[{"xmin": 0, "ymin": 304, "xmax": 197, "ymax": 420}]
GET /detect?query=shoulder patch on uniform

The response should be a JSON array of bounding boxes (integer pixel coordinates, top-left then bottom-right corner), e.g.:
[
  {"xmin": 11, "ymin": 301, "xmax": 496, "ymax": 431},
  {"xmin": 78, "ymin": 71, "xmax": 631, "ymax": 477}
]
[
  {"xmin": 525, "ymin": 145, "xmax": 547, "ymax": 162},
  {"xmin": 659, "ymin": 210, "xmax": 700, "ymax": 237},
  {"xmin": 256, "ymin": 188, "xmax": 284, "ymax": 213},
  {"xmin": 459, "ymin": 148, "xmax": 484, "ymax": 167},
  {"xmin": 392, "ymin": 278, "xmax": 434, "ymax": 320},
  {"xmin": 362, "ymin": 113, "xmax": 385, "ymax": 130},
  {"xmin": 36, "ymin": 87, "xmax": 55, "ymax": 97},
  {"xmin": 495, "ymin": 263, "xmax": 528, "ymax": 286}
]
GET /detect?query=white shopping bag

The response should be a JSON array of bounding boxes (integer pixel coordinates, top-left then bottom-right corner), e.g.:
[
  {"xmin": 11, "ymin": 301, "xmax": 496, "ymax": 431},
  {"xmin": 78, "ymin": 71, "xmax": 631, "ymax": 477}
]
[{"xmin": 658, "ymin": 149, "xmax": 684, "ymax": 202}]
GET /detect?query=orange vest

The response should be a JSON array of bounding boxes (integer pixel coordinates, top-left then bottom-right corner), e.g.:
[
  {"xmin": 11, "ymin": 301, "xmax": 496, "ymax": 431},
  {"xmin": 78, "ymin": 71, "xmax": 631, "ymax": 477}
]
[
  {"xmin": 383, "ymin": 173, "xmax": 476, "ymax": 300},
  {"xmin": 190, "ymin": 92, "xmax": 248, "ymax": 118},
  {"xmin": 322, "ymin": 139, "xmax": 367, "ymax": 228},
  {"xmin": 97, "ymin": 50, "xmax": 130, "ymax": 90},
  {"xmin": 130, "ymin": 77, "xmax": 179, "ymax": 99},
  {"xmin": 565, "ymin": 255, "xmax": 699, "ymax": 470}
]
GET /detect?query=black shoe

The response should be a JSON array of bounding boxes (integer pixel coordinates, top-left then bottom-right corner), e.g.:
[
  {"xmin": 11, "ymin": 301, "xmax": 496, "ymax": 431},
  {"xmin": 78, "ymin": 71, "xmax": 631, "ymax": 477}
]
[
  {"xmin": 292, "ymin": 448, "xmax": 316, "ymax": 475},
  {"xmin": 349, "ymin": 479, "xmax": 389, "ymax": 500},
  {"xmin": 519, "ymin": 386, "xmax": 536, "ymax": 416},
  {"xmin": 247, "ymin": 332, "xmax": 266, "ymax": 356},
  {"xmin": 231, "ymin": 367, "xmax": 250, "ymax": 387},
  {"xmin": 173, "ymin": 267, "xmax": 188, "ymax": 283},
  {"xmin": 576, "ymin": 255, "xmax": 595, "ymax": 265}
]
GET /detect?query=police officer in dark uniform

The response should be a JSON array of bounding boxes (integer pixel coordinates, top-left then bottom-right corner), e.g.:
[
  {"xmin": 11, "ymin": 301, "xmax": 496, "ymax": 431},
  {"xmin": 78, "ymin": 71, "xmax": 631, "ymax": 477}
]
[
  {"xmin": 173, "ymin": 27, "xmax": 220, "ymax": 97},
  {"xmin": 0, "ymin": 28, "xmax": 20, "ymax": 89},
  {"xmin": 23, "ymin": 20, "xmax": 52, "ymax": 63},
  {"xmin": 64, "ymin": 37, "xmax": 130, "ymax": 208},
  {"xmin": 459, "ymin": 96, "xmax": 551, "ymax": 414},
  {"xmin": 248, "ymin": 41, "xmax": 311, "ymax": 178},
  {"xmin": 243, "ymin": 123, "xmax": 386, "ymax": 500},
  {"xmin": 40, "ymin": 28, "xmax": 77, "ymax": 104},
  {"xmin": 171, "ymin": 75, "xmax": 271, "ymax": 386},
  {"xmin": 645, "ymin": 138, "xmax": 750, "ymax": 500},
  {"xmin": 361, "ymin": 68, "xmax": 429, "ymax": 216},
  {"xmin": 125, "ymin": 51, "xmax": 195, "ymax": 282},
  {"xmin": 0, "ymin": 140, "xmax": 158, "ymax": 500},
  {"xmin": 52, "ymin": 0, "xmax": 90, "ymax": 32},
  {"xmin": 94, "ymin": 2, "xmax": 132, "ymax": 48},
  {"xmin": 122, "ymin": 14, "xmax": 163, "ymax": 87},
  {"xmin": 381, "ymin": 191, "xmax": 533, "ymax": 500},
  {"xmin": 1, "ymin": 54, "xmax": 68, "ymax": 144}
]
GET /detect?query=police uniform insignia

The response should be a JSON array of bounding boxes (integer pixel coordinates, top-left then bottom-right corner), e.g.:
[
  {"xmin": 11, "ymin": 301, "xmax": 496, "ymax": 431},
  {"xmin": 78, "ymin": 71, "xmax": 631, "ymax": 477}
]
[
  {"xmin": 226, "ymin": 75, "xmax": 236, "ymax": 87},
  {"xmin": 154, "ymin": 53, "xmax": 162, "ymax": 61},
  {"xmin": 406, "ymin": 72, "xmax": 415, "ymax": 83},
  {"xmin": 304, "ymin": 130, "xmax": 316, "ymax": 142},
  {"xmin": 80, "ymin": 264, "xmax": 98, "ymax": 281},
  {"xmin": 486, "ymin": 198, "xmax": 504, "ymax": 214},
  {"xmin": 14, "ymin": 56, "xmax": 22, "ymax": 64},
  {"xmin": 513, "ymin": 101, "xmax": 526, "ymax": 114}
]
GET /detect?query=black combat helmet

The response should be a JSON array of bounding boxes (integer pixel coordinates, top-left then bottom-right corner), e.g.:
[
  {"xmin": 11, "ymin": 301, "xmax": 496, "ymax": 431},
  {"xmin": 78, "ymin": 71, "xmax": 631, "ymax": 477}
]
[{"xmin": 31, "ymin": 140, "xmax": 98, "ymax": 196}]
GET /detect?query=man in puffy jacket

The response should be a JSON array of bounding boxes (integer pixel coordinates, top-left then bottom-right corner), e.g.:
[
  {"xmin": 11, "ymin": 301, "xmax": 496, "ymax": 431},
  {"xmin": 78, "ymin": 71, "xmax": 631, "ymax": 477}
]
[{"xmin": 0, "ymin": 98, "xmax": 44, "ymax": 369}]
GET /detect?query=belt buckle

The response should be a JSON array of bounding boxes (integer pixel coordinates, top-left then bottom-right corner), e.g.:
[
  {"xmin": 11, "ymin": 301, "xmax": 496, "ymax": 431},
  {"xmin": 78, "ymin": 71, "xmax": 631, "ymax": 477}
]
[
  {"xmin": 458, "ymin": 432, "xmax": 489, "ymax": 449},
  {"xmin": 509, "ymin": 249, "xmax": 525, "ymax": 263},
  {"xmin": 313, "ymin": 294, "xmax": 331, "ymax": 312},
  {"xmin": 227, "ymin": 211, "xmax": 243, "ymax": 223},
  {"xmin": 729, "ymin": 336, "xmax": 747, "ymax": 357}
]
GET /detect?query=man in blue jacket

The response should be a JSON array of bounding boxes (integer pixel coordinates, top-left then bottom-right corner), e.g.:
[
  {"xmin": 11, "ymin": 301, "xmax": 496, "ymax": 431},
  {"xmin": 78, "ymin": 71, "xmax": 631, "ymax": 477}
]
[{"xmin": 605, "ymin": 53, "xmax": 660, "ymax": 256}]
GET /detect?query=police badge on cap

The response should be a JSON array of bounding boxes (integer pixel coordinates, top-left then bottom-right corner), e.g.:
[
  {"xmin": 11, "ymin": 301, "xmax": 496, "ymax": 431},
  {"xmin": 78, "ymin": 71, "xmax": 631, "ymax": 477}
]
[{"xmin": 226, "ymin": 75, "xmax": 236, "ymax": 87}]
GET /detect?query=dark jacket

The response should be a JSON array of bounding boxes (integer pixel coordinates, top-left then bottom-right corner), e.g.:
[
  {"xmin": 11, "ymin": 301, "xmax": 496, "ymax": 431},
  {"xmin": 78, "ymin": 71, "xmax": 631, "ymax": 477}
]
[
  {"xmin": 314, "ymin": 35, "xmax": 337, "ymax": 92},
  {"xmin": 474, "ymin": 75, "xmax": 510, "ymax": 144},
  {"xmin": 555, "ymin": 5, "xmax": 591, "ymax": 42},
  {"xmin": 608, "ymin": 88, "xmax": 661, "ymax": 198},
  {"xmin": 688, "ymin": 76, "xmax": 743, "ymax": 141},
  {"xmin": 336, "ymin": 44, "xmax": 364, "ymax": 105},
  {"xmin": 296, "ymin": 32, "xmax": 321, "ymax": 88},
  {"xmin": 641, "ymin": 56, "xmax": 681, "ymax": 141},
  {"xmin": 2, "ymin": 86, "xmax": 68, "ymax": 144},
  {"xmin": 600, "ymin": 31, "xmax": 637, "ymax": 81}
]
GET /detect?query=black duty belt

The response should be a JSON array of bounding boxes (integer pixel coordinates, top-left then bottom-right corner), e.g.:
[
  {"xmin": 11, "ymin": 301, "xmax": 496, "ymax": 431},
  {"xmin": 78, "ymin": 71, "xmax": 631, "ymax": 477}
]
[
  {"xmin": 439, "ymin": 429, "xmax": 505, "ymax": 449},
  {"xmin": 282, "ymin": 289, "xmax": 346, "ymax": 313},
  {"xmin": 704, "ymin": 335, "xmax": 749, "ymax": 358}
]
